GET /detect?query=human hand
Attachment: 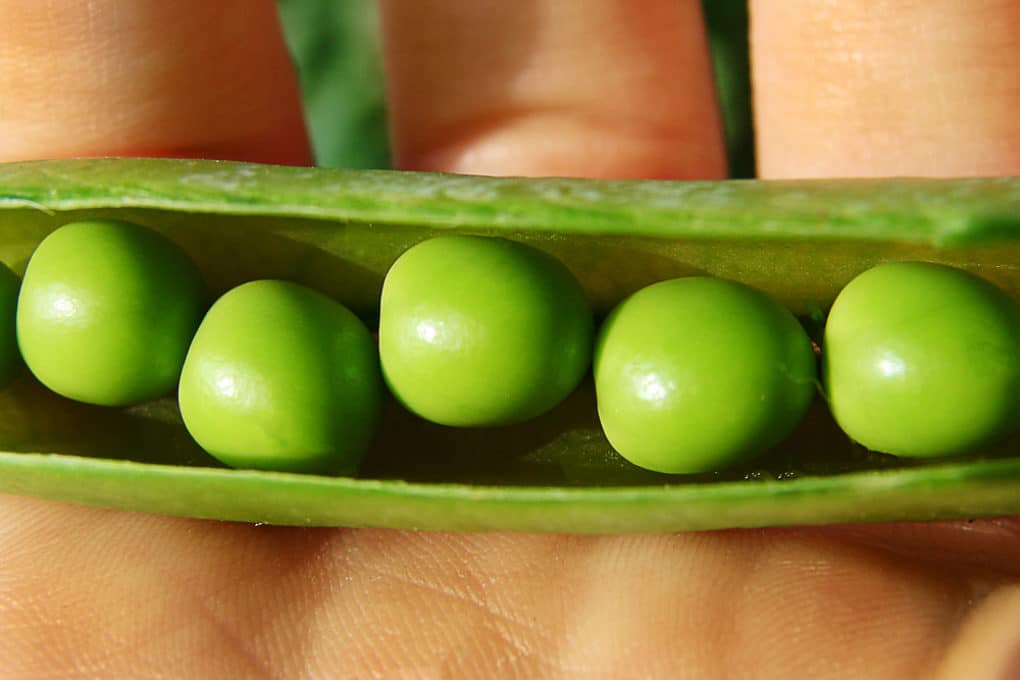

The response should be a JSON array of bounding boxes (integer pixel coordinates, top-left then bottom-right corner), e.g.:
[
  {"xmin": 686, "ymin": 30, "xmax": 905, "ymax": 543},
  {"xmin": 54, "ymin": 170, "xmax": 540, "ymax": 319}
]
[{"xmin": 1, "ymin": 1, "xmax": 1019, "ymax": 677}]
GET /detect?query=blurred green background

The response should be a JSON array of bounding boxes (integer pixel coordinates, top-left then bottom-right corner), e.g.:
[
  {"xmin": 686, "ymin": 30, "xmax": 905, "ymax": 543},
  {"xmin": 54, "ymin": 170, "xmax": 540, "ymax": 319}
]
[{"xmin": 276, "ymin": 0, "xmax": 753, "ymax": 177}]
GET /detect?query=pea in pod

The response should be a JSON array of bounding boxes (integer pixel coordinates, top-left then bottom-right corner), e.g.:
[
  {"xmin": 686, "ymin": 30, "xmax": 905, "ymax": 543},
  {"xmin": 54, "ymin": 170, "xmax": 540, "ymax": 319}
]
[{"xmin": 0, "ymin": 157, "xmax": 1017, "ymax": 532}]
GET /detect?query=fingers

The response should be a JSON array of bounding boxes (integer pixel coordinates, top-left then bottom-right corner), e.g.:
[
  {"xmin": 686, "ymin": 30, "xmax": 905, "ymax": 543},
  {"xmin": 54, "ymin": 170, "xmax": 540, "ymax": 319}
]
[
  {"xmin": 822, "ymin": 518, "xmax": 1020, "ymax": 578},
  {"xmin": 935, "ymin": 586, "xmax": 1020, "ymax": 680},
  {"xmin": 751, "ymin": 0, "xmax": 1020, "ymax": 178},
  {"xmin": 378, "ymin": 0, "xmax": 726, "ymax": 179},
  {"xmin": 0, "ymin": 0, "xmax": 310, "ymax": 164}
]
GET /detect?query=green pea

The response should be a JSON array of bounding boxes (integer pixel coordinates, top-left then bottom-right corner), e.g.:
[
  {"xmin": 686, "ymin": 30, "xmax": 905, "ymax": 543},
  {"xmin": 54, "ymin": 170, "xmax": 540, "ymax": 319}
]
[
  {"xmin": 594, "ymin": 277, "xmax": 818, "ymax": 474},
  {"xmin": 379, "ymin": 235, "xmax": 593, "ymax": 427},
  {"xmin": 178, "ymin": 280, "xmax": 382, "ymax": 474},
  {"xmin": 823, "ymin": 262, "xmax": 1020, "ymax": 457},
  {"xmin": 0, "ymin": 263, "xmax": 21, "ymax": 388},
  {"xmin": 17, "ymin": 220, "xmax": 205, "ymax": 406}
]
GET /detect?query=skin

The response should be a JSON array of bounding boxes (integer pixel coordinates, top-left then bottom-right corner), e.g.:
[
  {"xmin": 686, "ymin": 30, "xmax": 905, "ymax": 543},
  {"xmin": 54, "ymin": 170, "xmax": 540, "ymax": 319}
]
[
  {"xmin": 595, "ymin": 278, "xmax": 816, "ymax": 473},
  {"xmin": 179, "ymin": 280, "xmax": 382, "ymax": 474},
  {"xmin": 825, "ymin": 262, "xmax": 1020, "ymax": 458},
  {"xmin": 379, "ymin": 235, "xmax": 592, "ymax": 427},
  {"xmin": 16, "ymin": 220, "xmax": 206, "ymax": 407},
  {"xmin": 2, "ymin": 0, "xmax": 1020, "ymax": 677}
]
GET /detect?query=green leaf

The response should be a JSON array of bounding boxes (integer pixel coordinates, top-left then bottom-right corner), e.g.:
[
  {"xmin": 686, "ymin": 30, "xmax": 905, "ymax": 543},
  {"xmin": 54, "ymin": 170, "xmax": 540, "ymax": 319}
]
[
  {"xmin": 703, "ymin": 0, "xmax": 755, "ymax": 178},
  {"xmin": 276, "ymin": 0, "xmax": 390, "ymax": 168}
]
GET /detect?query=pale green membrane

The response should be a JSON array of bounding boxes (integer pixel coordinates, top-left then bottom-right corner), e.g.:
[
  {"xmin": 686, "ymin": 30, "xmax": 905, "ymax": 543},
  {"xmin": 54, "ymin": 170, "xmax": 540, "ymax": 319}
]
[{"xmin": 0, "ymin": 158, "xmax": 1016, "ymax": 531}]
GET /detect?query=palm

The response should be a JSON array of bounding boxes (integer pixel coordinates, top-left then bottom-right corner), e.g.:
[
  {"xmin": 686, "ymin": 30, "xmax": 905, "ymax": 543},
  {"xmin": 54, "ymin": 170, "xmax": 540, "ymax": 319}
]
[
  {"xmin": 5, "ymin": 501, "xmax": 1019, "ymax": 676},
  {"xmin": 2, "ymin": 1, "xmax": 1019, "ymax": 677}
]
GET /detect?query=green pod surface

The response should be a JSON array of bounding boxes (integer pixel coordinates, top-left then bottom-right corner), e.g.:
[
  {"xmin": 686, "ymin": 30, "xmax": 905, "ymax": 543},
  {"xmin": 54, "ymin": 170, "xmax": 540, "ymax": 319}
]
[{"xmin": 0, "ymin": 157, "xmax": 1017, "ymax": 533}]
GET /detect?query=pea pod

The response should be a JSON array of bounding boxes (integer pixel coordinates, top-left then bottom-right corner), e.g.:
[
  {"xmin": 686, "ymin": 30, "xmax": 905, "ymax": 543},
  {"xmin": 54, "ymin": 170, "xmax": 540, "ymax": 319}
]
[{"xmin": 0, "ymin": 157, "xmax": 1017, "ymax": 532}]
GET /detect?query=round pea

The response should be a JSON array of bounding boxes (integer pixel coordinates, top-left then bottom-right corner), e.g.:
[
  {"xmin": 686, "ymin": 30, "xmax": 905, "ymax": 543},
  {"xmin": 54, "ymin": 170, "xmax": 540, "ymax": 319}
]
[
  {"xmin": 823, "ymin": 261, "xmax": 1020, "ymax": 457},
  {"xmin": 594, "ymin": 277, "xmax": 818, "ymax": 474},
  {"xmin": 17, "ymin": 220, "xmax": 205, "ymax": 406},
  {"xmin": 0, "ymin": 263, "xmax": 21, "ymax": 388},
  {"xmin": 379, "ymin": 235, "xmax": 593, "ymax": 427},
  {"xmin": 179, "ymin": 280, "xmax": 382, "ymax": 474}
]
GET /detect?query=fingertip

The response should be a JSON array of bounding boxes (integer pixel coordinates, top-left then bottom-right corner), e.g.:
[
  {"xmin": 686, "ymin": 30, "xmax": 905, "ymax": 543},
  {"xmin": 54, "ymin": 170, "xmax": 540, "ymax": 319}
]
[
  {"xmin": 751, "ymin": 0, "xmax": 1020, "ymax": 178},
  {"xmin": 380, "ymin": 0, "xmax": 726, "ymax": 180},
  {"xmin": 935, "ymin": 586, "xmax": 1020, "ymax": 680},
  {"xmin": 0, "ymin": 1, "xmax": 311, "ymax": 165},
  {"xmin": 402, "ymin": 112, "xmax": 727, "ymax": 180}
]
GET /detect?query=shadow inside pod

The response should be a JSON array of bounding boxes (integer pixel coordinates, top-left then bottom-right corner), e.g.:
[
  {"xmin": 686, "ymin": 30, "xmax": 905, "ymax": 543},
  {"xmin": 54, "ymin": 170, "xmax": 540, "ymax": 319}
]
[
  {"xmin": 0, "ymin": 372, "xmax": 217, "ymax": 467},
  {"xmin": 1, "ymin": 370, "xmax": 1015, "ymax": 487},
  {"xmin": 135, "ymin": 211, "xmax": 389, "ymax": 326},
  {"xmin": 500, "ymin": 232, "xmax": 711, "ymax": 317},
  {"xmin": 359, "ymin": 377, "xmax": 609, "ymax": 486},
  {"xmin": 712, "ymin": 397, "xmax": 1020, "ymax": 483}
]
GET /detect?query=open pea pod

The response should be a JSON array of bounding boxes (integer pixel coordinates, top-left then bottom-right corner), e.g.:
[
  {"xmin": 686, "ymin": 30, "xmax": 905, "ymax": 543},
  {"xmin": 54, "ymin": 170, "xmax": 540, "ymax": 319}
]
[{"xmin": 0, "ymin": 158, "xmax": 1017, "ymax": 532}]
